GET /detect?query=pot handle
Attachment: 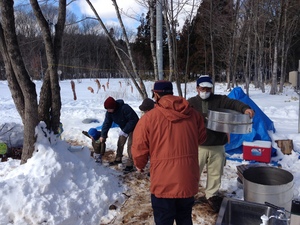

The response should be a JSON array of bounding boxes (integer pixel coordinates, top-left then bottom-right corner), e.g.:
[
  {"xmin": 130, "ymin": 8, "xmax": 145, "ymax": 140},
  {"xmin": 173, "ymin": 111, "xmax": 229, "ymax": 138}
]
[
  {"xmin": 265, "ymin": 202, "xmax": 285, "ymax": 210},
  {"xmin": 264, "ymin": 202, "xmax": 290, "ymax": 213}
]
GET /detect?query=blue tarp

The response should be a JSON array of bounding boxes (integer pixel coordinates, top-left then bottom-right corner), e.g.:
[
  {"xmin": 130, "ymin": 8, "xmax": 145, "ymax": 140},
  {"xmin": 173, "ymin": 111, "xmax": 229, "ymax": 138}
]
[{"xmin": 224, "ymin": 87, "xmax": 277, "ymax": 156}]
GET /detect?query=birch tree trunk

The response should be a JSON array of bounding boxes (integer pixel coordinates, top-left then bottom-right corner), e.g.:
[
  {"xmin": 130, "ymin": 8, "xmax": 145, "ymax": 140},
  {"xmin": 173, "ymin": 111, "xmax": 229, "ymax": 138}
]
[
  {"xmin": 162, "ymin": 1, "xmax": 174, "ymax": 81},
  {"xmin": 149, "ymin": 0, "xmax": 159, "ymax": 80},
  {"xmin": 244, "ymin": 24, "xmax": 251, "ymax": 96},
  {"xmin": 86, "ymin": 0, "xmax": 147, "ymax": 98},
  {"xmin": 269, "ymin": 0, "xmax": 283, "ymax": 95},
  {"xmin": 209, "ymin": 0, "xmax": 215, "ymax": 89},
  {"xmin": 111, "ymin": 0, "xmax": 147, "ymax": 98}
]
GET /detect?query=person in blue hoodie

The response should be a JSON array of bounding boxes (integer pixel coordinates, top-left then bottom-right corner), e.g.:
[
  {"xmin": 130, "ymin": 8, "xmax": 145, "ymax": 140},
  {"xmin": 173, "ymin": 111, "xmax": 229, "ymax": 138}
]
[{"xmin": 100, "ymin": 96, "xmax": 139, "ymax": 173}]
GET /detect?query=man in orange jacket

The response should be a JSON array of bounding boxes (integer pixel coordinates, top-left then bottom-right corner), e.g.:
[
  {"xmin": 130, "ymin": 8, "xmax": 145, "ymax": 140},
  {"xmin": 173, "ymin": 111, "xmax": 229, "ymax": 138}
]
[{"xmin": 132, "ymin": 80, "xmax": 207, "ymax": 225}]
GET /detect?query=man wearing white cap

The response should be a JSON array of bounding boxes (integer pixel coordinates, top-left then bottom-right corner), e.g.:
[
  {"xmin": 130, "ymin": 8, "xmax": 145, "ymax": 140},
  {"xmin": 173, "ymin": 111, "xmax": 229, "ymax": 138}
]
[{"xmin": 188, "ymin": 75, "xmax": 254, "ymax": 213}]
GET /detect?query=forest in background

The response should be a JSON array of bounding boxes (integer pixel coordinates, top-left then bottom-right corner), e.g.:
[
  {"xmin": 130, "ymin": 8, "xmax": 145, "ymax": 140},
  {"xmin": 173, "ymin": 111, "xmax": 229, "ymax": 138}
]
[
  {"xmin": 1, "ymin": 0, "xmax": 300, "ymax": 89},
  {"xmin": 0, "ymin": 0, "xmax": 300, "ymax": 164}
]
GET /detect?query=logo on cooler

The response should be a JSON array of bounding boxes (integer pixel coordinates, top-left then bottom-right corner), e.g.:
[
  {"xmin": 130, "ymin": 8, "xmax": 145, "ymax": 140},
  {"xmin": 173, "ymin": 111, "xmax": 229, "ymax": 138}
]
[{"xmin": 251, "ymin": 148, "xmax": 263, "ymax": 156}]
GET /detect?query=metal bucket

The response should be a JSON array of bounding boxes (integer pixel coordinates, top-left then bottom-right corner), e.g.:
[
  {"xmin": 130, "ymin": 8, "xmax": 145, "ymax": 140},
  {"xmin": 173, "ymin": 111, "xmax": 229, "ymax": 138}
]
[
  {"xmin": 207, "ymin": 109, "xmax": 252, "ymax": 134},
  {"xmin": 243, "ymin": 166, "xmax": 294, "ymax": 211}
]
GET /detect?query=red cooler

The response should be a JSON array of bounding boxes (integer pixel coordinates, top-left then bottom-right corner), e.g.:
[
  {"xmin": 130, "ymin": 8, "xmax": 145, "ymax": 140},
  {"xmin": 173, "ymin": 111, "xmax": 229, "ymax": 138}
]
[{"xmin": 243, "ymin": 140, "xmax": 272, "ymax": 163}]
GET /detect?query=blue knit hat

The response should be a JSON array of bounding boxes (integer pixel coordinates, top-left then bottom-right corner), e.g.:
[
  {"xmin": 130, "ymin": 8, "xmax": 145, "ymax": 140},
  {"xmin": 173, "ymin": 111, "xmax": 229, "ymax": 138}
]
[
  {"xmin": 152, "ymin": 80, "xmax": 173, "ymax": 94},
  {"xmin": 88, "ymin": 128, "xmax": 101, "ymax": 140},
  {"xmin": 196, "ymin": 75, "xmax": 213, "ymax": 88}
]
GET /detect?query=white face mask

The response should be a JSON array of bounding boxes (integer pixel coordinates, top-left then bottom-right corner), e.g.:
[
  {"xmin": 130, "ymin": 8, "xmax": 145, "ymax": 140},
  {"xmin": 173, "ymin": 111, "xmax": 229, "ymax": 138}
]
[{"xmin": 199, "ymin": 91, "xmax": 211, "ymax": 100}]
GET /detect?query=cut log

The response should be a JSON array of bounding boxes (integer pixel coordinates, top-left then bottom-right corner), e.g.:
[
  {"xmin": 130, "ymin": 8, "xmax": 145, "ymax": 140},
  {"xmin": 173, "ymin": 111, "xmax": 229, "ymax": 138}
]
[{"xmin": 275, "ymin": 139, "xmax": 293, "ymax": 155}]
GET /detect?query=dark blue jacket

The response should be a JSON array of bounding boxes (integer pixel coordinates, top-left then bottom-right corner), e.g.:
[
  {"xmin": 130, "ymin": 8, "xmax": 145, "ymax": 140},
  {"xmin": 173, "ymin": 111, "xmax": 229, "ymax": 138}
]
[{"xmin": 101, "ymin": 99, "xmax": 139, "ymax": 138}]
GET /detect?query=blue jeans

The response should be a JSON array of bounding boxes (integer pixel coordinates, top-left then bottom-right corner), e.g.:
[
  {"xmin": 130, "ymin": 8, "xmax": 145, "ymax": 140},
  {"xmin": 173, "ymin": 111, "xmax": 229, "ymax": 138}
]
[{"xmin": 151, "ymin": 194, "xmax": 194, "ymax": 225}]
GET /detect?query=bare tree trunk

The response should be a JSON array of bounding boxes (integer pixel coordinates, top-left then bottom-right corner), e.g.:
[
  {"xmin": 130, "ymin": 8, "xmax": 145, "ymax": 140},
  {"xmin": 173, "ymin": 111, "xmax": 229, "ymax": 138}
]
[
  {"xmin": 162, "ymin": 2, "xmax": 174, "ymax": 81},
  {"xmin": 111, "ymin": 0, "xmax": 147, "ymax": 98},
  {"xmin": 270, "ymin": 0, "xmax": 283, "ymax": 95},
  {"xmin": 253, "ymin": 35, "xmax": 258, "ymax": 88},
  {"xmin": 244, "ymin": 24, "xmax": 251, "ymax": 96},
  {"xmin": 254, "ymin": 0, "xmax": 266, "ymax": 93},
  {"xmin": 209, "ymin": 0, "xmax": 216, "ymax": 90},
  {"xmin": 279, "ymin": 29, "xmax": 286, "ymax": 93},
  {"xmin": 270, "ymin": 45, "xmax": 278, "ymax": 95},
  {"xmin": 184, "ymin": 24, "xmax": 191, "ymax": 97},
  {"xmin": 278, "ymin": 1, "xmax": 287, "ymax": 93},
  {"xmin": 149, "ymin": 0, "xmax": 159, "ymax": 80},
  {"xmin": 0, "ymin": 27, "xmax": 25, "ymax": 121},
  {"xmin": 30, "ymin": 0, "xmax": 66, "ymax": 133},
  {"xmin": 258, "ymin": 35, "xmax": 266, "ymax": 93},
  {"xmin": 226, "ymin": 31, "xmax": 233, "ymax": 90},
  {"xmin": 232, "ymin": 19, "xmax": 244, "ymax": 89},
  {"xmin": 0, "ymin": 0, "xmax": 68, "ymax": 163},
  {"xmin": 162, "ymin": 0, "xmax": 183, "ymax": 96},
  {"xmin": 0, "ymin": 0, "xmax": 39, "ymax": 164},
  {"xmin": 184, "ymin": 0, "xmax": 198, "ymax": 98},
  {"xmin": 227, "ymin": 0, "xmax": 240, "ymax": 90},
  {"xmin": 86, "ymin": 0, "xmax": 147, "ymax": 99},
  {"xmin": 38, "ymin": 72, "xmax": 52, "ymax": 126},
  {"xmin": 278, "ymin": 0, "xmax": 299, "ymax": 93}
]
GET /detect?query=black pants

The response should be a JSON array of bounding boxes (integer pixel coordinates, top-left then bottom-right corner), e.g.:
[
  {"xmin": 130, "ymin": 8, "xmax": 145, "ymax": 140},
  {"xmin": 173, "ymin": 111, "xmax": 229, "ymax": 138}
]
[{"xmin": 151, "ymin": 194, "xmax": 194, "ymax": 225}]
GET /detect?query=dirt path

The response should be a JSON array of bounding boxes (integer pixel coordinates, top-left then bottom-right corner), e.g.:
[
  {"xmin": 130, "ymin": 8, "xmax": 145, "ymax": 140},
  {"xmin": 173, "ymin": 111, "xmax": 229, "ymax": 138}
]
[{"xmin": 101, "ymin": 151, "xmax": 218, "ymax": 225}]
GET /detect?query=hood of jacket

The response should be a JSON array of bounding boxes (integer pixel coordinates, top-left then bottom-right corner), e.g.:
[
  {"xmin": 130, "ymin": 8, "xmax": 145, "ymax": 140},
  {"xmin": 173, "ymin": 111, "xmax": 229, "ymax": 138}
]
[
  {"xmin": 114, "ymin": 99, "xmax": 124, "ymax": 111},
  {"xmin": 155, "ymin": 95, "xmax": 192, "ymax": 122}
]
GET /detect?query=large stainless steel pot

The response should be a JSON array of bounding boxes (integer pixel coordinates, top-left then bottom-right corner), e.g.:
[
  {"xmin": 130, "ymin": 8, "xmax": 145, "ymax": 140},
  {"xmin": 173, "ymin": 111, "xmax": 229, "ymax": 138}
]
[
  {"xmin": 207, "ymin": 109, "xmax": 252, "ymax": 134},
  {"xmin": 243, "ymin": 166, "xmax": 294, "ymax": 212}
]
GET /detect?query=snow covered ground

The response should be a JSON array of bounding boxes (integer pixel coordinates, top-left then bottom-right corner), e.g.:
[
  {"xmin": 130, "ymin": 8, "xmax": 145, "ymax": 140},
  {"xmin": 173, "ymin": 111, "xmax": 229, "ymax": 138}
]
[{"xmin": 0, "ymin": 78, "xmax": 299, "ymax": 225}]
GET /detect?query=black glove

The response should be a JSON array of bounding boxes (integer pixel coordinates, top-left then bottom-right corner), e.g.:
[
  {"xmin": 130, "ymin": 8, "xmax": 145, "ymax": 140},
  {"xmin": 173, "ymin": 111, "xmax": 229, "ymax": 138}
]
[{"xmin": 82, "ymin": 131, "xmax": 89, "ymax": 137}]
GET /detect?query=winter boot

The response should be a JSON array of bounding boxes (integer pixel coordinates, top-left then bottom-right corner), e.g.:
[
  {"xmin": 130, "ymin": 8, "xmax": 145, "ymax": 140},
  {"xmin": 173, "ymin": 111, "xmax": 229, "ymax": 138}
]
[
  {"xmin": 94, "ymin": 153, "xmax": 102, "ymax": 163},
  {"xmin": 109, "ymin": 155, "xmax": 122, "ymax": 166},
  {"xmin": 123, "ymin": 166, "xmax": 135, "ymax": 174}
]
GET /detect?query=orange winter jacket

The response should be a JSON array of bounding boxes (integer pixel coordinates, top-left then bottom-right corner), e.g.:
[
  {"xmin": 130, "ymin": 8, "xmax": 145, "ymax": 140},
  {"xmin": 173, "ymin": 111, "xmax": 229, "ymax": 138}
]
[{"xmin": 132, "ymin": 95, "xmax": 207, "ymax": 198}]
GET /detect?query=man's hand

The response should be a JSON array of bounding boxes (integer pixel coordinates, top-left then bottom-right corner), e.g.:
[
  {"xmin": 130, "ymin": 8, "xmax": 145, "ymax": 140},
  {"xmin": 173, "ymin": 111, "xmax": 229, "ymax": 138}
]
[
  {"xmin": 244, "ymin": 109, "xmax": 255, "ymax": 118},
  {"xmin": 100, "ymin": 137, "xmax": 106, "ymax": 143},
  {"xmin": 136, "ymin": 167, "xmax": 144, "ymax": 173},
  {"xmin": 119, "ymin": 130, "xmax": 128, "ymax": 137}
]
